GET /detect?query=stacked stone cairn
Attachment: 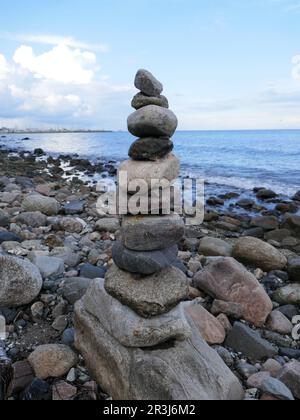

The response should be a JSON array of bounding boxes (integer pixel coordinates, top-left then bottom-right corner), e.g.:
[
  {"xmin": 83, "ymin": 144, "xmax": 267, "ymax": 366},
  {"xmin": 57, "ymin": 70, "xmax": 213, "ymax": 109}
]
[{"xmin": 74, "ymin": 70, "xmax": 244, "ymax": 400}]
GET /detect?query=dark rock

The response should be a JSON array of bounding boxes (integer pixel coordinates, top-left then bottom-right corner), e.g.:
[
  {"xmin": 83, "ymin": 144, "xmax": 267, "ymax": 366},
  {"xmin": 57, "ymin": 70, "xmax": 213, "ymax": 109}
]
[
  {"xmin": 256, "ymin": 189, "xmax": 277, "ymax": 200},
  {"xmin": 21, "ymin": 379, "xmax": 51, "ymax": 401},
  {"xmin": 172, "ymin": 259, "xmax": 188, "ymax": 275},
  {"xmin": 282, "ymin": 214, "xmax": 300, "ymax": 238},
  {"xmin": 279, "ymin": 348, "xmax": 300, "ymax": 359},
  {"xmin": 292, "ymin": 191, "xmax": 300, "ymax": 202},
  {"xmin": 112, "ymin": 241, "xmax": 178, "ymax": 275},
  {"xmin": 265, "ymin": 229, "xmax": 292, "ymax": 243},
  {"xmin": 287, "ymin": 258, "xmax": 300, "ymax": 282},
  {"xmin": 0, "ymin": 230, "xmax": 22, "ymax": 244},
  {"xmin": 8, "ymin": 361, "xmax": 34, "ymax": 396},
  {"xmin": 79, "ymin": 264, "xmax": 106, "ymax": 279},
  {"xmin": 236, "ymin": 199, "xmax": 255, "ymax": 209},
  {"xmin": 236, "ymin": 362, "xmax": 258, "ymax": 379},
  {"xmin": 134, "ymin": 69, "xmax": 163, "ymax": 97},
  {"xmin": 63, "ymin": 200, "xmax": 85, "ymax": 215},
  {"xmin": 61, "ymin": 328, "xmax": 75, "ymax": 347},
  {"xmin": 278, "ymin": 361, "xmax": 300, "ymax": 399},
  {"xmin": 262, "ymin": 331, "xmax": 293, "ymax": 348},
  {"xmin": 131, "ymin": 93, "xmax": 169, "ymax": 110},
  {"xmin": 207, "ymin": 197, "xmax": 225, "ymax": 206},
  {"xmin": 242, "ymin": 227, "xmax": 264, "ymax": 239},
  {"xmin": 33, "ymin": 148, "xmax": 45, "ymax": 156},
  {"xmin": 225, "ymin": 322, "xmax": 278, "ymax": 362},
  {"xmin": 276, "ymin": 305, "xmax": 299, "ymax": 321},
  {"xmin": 213, "ymin": 346, "xmax": 234, "ymax": 367},
  {"xmin": 59, "ymin": 277, "xmax": 92, "ymax": 304},
  {"xmin": 128, "ymin": 137, "xmax": 173, "ymax": 161},
  {"xmin": 276, "ymin": 202, "xmax": 298, "ymax": 214},
  {"xmin": 0, "ymin": 209, "xmax": 9, "ymax": 227},
  {"xmin": 251, "ymin": 216, "xmax": 279, "ymax": 231}
]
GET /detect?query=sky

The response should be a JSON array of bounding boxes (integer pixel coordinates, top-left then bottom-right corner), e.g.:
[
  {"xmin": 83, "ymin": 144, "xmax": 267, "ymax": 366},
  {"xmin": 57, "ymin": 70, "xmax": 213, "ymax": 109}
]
[{"xmin": 1, "ymin": 0, "xmax": 300, "ymax": 130}]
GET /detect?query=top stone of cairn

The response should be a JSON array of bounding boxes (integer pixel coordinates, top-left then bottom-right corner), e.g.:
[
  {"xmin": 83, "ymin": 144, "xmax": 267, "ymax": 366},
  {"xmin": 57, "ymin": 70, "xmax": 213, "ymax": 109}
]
[{"xmin": 134, "ymin": 69, "xmax": 163, "ymax": 97}]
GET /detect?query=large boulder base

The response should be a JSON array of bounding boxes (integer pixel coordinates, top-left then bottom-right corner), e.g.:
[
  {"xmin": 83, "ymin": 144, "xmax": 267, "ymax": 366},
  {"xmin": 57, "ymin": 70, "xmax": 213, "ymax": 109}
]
[{"xmin": 74, "ymin": 298, "xmax": 244, "ymax": 400}]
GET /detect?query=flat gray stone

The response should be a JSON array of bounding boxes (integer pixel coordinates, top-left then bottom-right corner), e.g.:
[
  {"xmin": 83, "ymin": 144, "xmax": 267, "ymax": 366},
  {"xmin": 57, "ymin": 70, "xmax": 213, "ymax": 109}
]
[
  {"xmin": 74, "ymin": 294, "xmax": 244, "ymax": 400},
  {"xmin": 261, "ymin": 377, "xmax": 294, "ymax": 400},
  {"xmin": 225, "ymin": 322, "xmax": 278, "ymax": 362},
  {"xmin": 132, "ymin": 93, "xmax": 169, "ymax": 110},
  {"xmin": 15, "ymin": 212, "xmax": 48, "ymax": 228},
  {"xmin": 134, "ymin": 69, "xmax": 163, "ymax": 96},
  {"xmin": 273, "ymin": 284, "xmax": 300, "ymax": 306},
  {"xmin": 82, "ymin": 279, "xmax": 191, "ymax": 347},
  {"xmin": 129, "ymin": 137, "xmax": 173, "ymax": 161},
  {"xmin": 119, "ymin": 153, "xmax": 180, "ymax": 194},
  {"xmin": 128, "ymin": 105, "xmax": 178, "ymax": 138},
  {"xmin": 29, "ymin": 253, "xmax": 65, "ymax": 279},
  {"xmin": 199, "ymin": 237, "xmax": 233, "ymax": 257},
  {"xmin": 112, "ymin": 241, "xmax": 178, "ymax": 275},
  {"xmin": 288, "ymin": 257, "xmax": 300, "ymax": 282},
  {"xmin": 121, "ymin": 213, "xmax": 184, "ymax": 251},
  {"xmin": 105, "ymin": 264, "xmax": 189, "ymax": 317}
]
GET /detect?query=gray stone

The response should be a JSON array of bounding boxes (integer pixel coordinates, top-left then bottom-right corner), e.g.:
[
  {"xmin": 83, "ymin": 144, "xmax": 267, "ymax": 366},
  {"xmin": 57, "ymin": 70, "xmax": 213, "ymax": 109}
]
[
  {"xmin": 262, "ymin": 331, "xmax": 293, "ymax": 348},
  {"xmin": 79, "ymin": 263, "xmax": 106, "ymax": 279},
  {"xmin": 273, "ymin": 284, "xmax": 300, "ymax": 306},
  {"xmin": 251, "ymin": 216, "xmax": 279, "ymax": 231},
  {"xmin": 288, "ymin": 257, "xmax": 300, "ymax": 282},
  {"xmin": 282, "ymin": 214, "xmax": 300, "ymax": 238},
  {"xmin": 63, "ymin": 200, "xmax": 85, "ymax": 215},
  {"xmin": 232, "ymin": 237, "xmax": 287, "ymax": 271},
  {"xmin": 134, "ymin": 69, "xmax": 163, "ymax": 97},
  {"xmin": 0, "ymin": 230, "xmax": 22, "ymax": 244},
  {"xmin": 22, "ymin": 194, "xmax": 59, "ymax": 216},
  {"xmin": 119, "ymin": 153, "xmax": 180, "ymax": 195},
  {"xmin": 194, "ymin": 257, "xmax": 273, "ymax": 327},
  {"xmin": 129, "ymin": 137, "xmax": 173, "ymax": 161},
  {"xmin": 132, "ymin": 93, "xmax": 169, "ymax": 110},
  {"xmin": 61, "ymin": 328, "xmax": 75, "ymax": 347},
  {"xmin": 256, "ymin": 189, "xmax": 277, "ymax": 199},
  {"xmin": 29, "ymin": 253, "xmax": 65, "ymax": 279},
  {"xmin": 225, "ymin": 322, "xmax": 278, "ymax": 362},
  {"xmin": 266, "ymin": 311, "xmax": 293, "ymax": 335},
  {"xmin": 59, "ymin": 277, "xmax": 92, "ymax": 304},
  {"xmin": 58, "ymin": 217, "xmax": 85, "ymax": 233},
  {"xmin": 260, "ymin": 377, "xmax": 294, "ymax": 400},
  {"xmin": 276, "ymin": 305, "xmax": 299, "ymax": 321},
  {"xmin": 265, "ymin": 229, "xmax": 291, "ymax": 243},
  {"xmin": 81, "ymin": 279, "xmax": 191, "ymax": 347},
  {"xmin": 15, "ymin": 212, "xmax": 47, "ymax": 228},
  {"xmin": 105, "ymin": 264, "xmax": 188, "ymax": 317},
  {"xmin": 0, "ymin": 256, "xmax": 43, "ymax": 307},
  {"xmin": 198, "ymin": 237, "xmax": 233, "ymax": 257},
  {"xmin": 0, "ymin": 209, "xmax": 9, "ymax": 227},
  {"xmin": 278, "ymin": 361, "xmax": 300, "ymax": 399},
  {"xmin": 121, "ymin": 214, "xmax": 184, "ymax": 252},
  {"xmin": 112, "ymin": 241, "xmax": 178, "ymax": 275},
  {"xmin": 95, "ymin": 218, "xmax": 120, "ymax": 233},
  {"xmin": 128, "ymin": 105, "xmax": 178, "ymax": 138},
  {"xmin": 74, "ymin": 292, "xmax": 244, "ymax": 400}
]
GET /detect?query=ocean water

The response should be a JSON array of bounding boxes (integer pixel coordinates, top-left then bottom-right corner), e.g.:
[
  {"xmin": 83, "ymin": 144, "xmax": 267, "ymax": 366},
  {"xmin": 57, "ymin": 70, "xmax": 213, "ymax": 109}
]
[{"xmin": 1, "ymin": 130, "xmax": 300, "ymax": 196}]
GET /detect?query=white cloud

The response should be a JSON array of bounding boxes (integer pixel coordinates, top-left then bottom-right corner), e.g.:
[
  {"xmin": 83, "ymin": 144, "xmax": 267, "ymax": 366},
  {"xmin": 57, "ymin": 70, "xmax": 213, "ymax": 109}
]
[
  {"xmin": 0, "ymin": 32, "xmax": 108, "ymax": 53},
  {"xmin": 13, "ymin": 44, "xmax": 97, "ymax": 84},
  {"xmin": 0, "ymin": 41, "xmax": 134, "ymax": 129}
]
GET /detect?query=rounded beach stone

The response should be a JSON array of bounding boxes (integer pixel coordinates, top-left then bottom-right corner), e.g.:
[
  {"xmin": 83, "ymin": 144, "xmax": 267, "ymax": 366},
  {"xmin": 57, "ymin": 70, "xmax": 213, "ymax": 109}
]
[
  {"xmin": 134, "ymin": 69, "xmax": 163, "ymax": 96},
  {"xmin": 232, "ymin": 236, "xmax": 287, "ymax": 272},
  {"xmin": 129, "ymin": 137, "xmax": 174, "ymax": 161},
  {"xmin": 28, "ymin": 344, "xmax": 77, "ymax": 380},
  {"xmin": 132, "ymin": 93, "xmax": 169, "ymax": 110},
  {"xmin": 0, "ymin": 256, "xmax": 43, "ymax": 307},
  {"xmin": 112, "ymin": 241, "xmax": 178, "ymax": 275},
  {"xmin": 121, "ymin": 213, "xmax": 185, "ymax": 251},
  {"xmin": 104, "ymin": 264, "xmax": 189, "ymax": 317},
  {"xmin": 128, "ymin": 105, "xmax": 178, "ymax": 138},
  {"xmin": 22, "ymin": 194, "xmax": 60, "ymax": 216}
]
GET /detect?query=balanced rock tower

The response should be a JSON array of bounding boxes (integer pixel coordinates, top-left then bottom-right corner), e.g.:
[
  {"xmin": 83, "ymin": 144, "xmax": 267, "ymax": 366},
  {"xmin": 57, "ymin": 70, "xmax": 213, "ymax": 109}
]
[{"xmin": 74, "ymin": 70, "xmax": 244, "ymax": 400}]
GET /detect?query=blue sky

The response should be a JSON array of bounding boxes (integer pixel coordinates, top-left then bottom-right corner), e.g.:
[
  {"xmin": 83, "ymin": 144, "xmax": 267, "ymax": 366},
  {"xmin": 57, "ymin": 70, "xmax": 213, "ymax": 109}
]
[{"xmin": 1, "ymin": 0, "xmax": 300, "ymax": 130}]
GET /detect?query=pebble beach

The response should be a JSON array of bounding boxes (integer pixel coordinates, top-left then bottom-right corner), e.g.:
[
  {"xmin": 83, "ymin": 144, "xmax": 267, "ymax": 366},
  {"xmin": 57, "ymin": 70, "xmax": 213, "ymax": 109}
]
[{"xmin": 1, "ymin": 69, "xmax": 300, "ymax": 400}]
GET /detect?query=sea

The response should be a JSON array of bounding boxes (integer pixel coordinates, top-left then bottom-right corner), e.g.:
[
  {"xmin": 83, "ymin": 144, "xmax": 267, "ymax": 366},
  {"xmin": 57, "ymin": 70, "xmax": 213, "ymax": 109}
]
[{"xmin": 1, "ymin": 129, "xmax": 300, "ymax": 198}]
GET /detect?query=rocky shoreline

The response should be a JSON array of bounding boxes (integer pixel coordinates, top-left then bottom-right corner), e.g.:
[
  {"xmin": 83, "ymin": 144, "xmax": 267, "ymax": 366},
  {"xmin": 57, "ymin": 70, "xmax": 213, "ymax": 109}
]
[{"xmin": 0, "ymin": 140, "xmax": 300, "ymax": 400}]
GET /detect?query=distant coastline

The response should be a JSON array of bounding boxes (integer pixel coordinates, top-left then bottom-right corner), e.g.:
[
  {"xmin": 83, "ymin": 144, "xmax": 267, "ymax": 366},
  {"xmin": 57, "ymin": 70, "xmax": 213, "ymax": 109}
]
[{"xmin": 0, "ymin": 128, "xmax": 113, "ymax": 134}]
